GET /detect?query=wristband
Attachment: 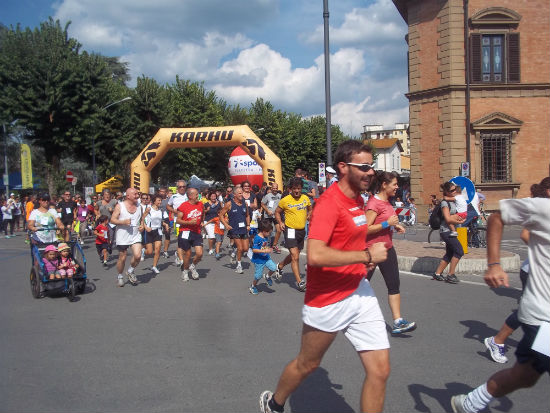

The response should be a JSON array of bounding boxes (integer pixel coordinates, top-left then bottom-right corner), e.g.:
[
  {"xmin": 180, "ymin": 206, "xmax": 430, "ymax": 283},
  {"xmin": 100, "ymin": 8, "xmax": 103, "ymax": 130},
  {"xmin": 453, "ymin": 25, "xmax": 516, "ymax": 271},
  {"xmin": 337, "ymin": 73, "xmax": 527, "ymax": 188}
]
[
  {"xmin": 365, "ymin": 249, "xmax": 372, "ymax": 264},
  {"xmin": 488, "ymin": 262, "xmax": 500, "ymax": 266},
  {"xmin": 381, "ymin": 221, "xmax": 389, "ymax": 229}
]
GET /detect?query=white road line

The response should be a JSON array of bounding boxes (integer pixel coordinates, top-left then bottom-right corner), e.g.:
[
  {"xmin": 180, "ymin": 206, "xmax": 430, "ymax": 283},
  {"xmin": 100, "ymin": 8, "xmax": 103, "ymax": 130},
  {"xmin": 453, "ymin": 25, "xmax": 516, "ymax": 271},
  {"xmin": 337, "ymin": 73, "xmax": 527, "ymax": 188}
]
[{"xmin": 400, "ymin": 269, "xmax": 522, "ymax": 290}]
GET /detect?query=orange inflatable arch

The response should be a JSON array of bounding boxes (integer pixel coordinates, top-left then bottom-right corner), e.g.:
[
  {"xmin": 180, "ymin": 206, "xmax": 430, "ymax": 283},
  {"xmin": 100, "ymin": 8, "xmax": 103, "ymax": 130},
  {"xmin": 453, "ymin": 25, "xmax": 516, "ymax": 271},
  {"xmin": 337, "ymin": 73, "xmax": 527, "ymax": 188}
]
[{"xmin": 130, "ymin": 125, "xmax": 283, "ymax": 193}]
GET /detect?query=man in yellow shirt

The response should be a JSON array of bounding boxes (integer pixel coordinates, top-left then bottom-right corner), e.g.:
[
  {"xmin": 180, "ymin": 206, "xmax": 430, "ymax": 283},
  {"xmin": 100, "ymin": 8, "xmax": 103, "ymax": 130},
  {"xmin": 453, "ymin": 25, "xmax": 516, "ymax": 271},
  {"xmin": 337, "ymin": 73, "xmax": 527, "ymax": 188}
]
[{"xmin": 275, "ymin": 177, "xmax": 312, "ymax": 291}]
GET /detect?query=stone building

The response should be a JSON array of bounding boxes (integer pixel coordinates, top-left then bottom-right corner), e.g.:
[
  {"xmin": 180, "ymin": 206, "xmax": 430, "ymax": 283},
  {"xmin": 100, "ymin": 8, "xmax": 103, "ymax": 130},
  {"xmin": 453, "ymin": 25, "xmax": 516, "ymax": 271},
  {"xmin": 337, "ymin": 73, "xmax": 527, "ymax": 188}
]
[{"xmin": 392, "ymin": 0, "xmax": 550, "ymax": 218}]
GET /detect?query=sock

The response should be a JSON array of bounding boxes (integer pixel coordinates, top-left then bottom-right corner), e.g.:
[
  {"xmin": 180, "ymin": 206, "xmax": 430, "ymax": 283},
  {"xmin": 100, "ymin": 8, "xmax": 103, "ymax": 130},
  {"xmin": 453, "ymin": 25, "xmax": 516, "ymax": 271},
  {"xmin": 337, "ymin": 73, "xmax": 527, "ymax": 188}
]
[
  {"xmin": 190, "ymin": 263, "xmax": 195, "ymax": 270},
  {"xmin": 394, "ymin": 318, "xmax": 403, "ymax": 324},
  {"xmin": 269, "ymin": 396, "xmax": 284, "ymax": 413},
  {"xmin": 127, "ymin": 266, "xmax": 134, "ymax": 274},
  {"xmin": 117, "ymin": 274, "xmax": 123, "ymax": 278},
  {"xmin": 237, "ymin": 260, "xmax": 242, "ymax": 266},
  {"xmin": 464, "ymin": 383, "xmax": 493, "ymax": 413}
]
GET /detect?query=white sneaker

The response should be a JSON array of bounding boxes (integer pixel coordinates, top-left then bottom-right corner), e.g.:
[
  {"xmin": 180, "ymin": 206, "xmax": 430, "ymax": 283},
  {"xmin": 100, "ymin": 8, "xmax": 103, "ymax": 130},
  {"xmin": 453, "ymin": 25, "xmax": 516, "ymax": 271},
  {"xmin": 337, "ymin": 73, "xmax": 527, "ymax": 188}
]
[
  {"xmin": 235, "ymin": 265, "xmax": 243, "ymax": 274},
  {"xmin": 208, "ymin": 249, "xmax": 214, "ymax": 255},
  {"xmin": 117, "ymin": 275, "xmax": 124, "ymax": 287},
  {"xmin": 181, "ymin": 270, "xmax": 189, "ymax": 282},
  {"xmin": 450, "ymin": 394, "xmax": 468, "ymax": 413},
  {"xmin": 151, "ymin": 266, "xmax": 160, "ymax": 274},
  {"xmin": 174, "ymin": 251, "xmax": 181, "ymax": 266},
  {"xmin": 190, "ymin": 264, "xmax": 199, "ymax": 280},
  {"xmin": 484, "ymin": 336, "xmax": 508, "ymax": 363},
  {"xmin": 127, "ymin": 271, "xmax": 138, "ymax": 285}
]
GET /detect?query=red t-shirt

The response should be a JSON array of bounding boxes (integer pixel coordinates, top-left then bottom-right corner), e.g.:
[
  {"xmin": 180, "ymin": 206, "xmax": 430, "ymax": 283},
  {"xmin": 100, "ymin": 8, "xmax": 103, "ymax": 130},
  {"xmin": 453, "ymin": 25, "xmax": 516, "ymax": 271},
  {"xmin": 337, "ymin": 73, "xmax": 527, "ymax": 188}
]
[
  {"xmin": 95, "ymin": 224, "xmax": 109, "ymax": 244},
  {"xmin": 304, "ymin": 183, "xmax": 369, "ymax": 308},
  {"xmin": 177, "ymin": 201, "xmax": 204, "ymax": 234},
  {"xmin": 365, "ymin": 195, "xmax": 396, "ymax": 248}
]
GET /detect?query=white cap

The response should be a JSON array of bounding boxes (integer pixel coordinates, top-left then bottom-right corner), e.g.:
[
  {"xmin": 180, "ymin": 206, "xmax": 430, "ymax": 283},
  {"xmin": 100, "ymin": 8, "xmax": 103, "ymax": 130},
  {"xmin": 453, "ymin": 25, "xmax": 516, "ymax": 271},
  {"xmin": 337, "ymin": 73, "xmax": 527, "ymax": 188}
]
[
  {"xmin": 10, "ymin": 193, "xmax": 14, "ymax": 196},
  {"xmin": 326, "ymin": 166, "xmax": 336, "ymax": 174}
]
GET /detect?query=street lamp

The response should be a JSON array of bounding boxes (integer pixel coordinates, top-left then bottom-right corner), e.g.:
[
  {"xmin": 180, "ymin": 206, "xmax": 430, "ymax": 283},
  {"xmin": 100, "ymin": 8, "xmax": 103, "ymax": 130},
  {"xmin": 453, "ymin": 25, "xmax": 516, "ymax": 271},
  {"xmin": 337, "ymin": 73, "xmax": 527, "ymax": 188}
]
[{"xmin": 92, "ymin": 97, "xmax": 132, "ymax": 190}]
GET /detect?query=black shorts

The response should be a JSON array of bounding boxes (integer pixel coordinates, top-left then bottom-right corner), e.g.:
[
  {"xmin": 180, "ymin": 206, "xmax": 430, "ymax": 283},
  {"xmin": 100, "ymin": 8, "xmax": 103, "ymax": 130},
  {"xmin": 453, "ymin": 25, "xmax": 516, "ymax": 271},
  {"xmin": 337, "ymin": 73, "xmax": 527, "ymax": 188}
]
[
  {"xmin": 144, "ymin": 229, "xmax": 162, "ymax": 244},
  {"xmin": 228, "ymin": 231, "xmax": 247, "ymax": 240},
  {"xmin": 162, "ymin": 226, "xmax": 171, "ymax": 240},
  {"xmin": 515, "ymin": 323, "xmax": 550, "ymax": 375},
  {"xmin": 284, "ymin": 228, "xmax": 306, "ymax": 250},
  {"xmin": 178, "ymin": 231, "xmax": 203, "ymax": 251},
  {"xmin": 96, "ymin": 243, "xmax": 109, "ymax": 256}
]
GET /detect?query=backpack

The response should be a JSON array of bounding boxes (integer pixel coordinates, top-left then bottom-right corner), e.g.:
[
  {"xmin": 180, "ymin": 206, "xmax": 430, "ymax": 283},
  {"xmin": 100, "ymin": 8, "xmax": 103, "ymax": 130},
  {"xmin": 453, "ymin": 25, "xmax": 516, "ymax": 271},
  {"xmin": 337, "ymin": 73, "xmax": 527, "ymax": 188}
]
[{"xmin": 428, "ymin": 203, "xmax": 443, "ymax": 229}]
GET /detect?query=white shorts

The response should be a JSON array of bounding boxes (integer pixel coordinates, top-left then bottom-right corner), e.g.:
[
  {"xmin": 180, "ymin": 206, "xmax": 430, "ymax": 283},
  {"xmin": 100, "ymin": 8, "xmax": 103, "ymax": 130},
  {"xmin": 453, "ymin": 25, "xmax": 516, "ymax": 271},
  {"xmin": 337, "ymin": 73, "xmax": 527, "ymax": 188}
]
[
  {"xmin": 302, "ymin": 278, "xmax": 389, "ymax": 352},
  {"xmin": 205, "ymin": 222, "xmax": 216, "ymax": 239}
]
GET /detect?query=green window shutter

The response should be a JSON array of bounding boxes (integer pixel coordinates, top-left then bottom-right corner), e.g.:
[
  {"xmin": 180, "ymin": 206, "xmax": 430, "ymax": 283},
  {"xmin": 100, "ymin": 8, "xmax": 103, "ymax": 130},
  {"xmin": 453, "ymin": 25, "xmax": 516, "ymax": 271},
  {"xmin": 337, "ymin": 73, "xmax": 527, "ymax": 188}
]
[
  {"xmin": 470, "ymin": 33, "xmax": 482, "ymax": 83},
  {"xmin": 507, "ymin": 33, "xmax": 520, "ymax": 83}
]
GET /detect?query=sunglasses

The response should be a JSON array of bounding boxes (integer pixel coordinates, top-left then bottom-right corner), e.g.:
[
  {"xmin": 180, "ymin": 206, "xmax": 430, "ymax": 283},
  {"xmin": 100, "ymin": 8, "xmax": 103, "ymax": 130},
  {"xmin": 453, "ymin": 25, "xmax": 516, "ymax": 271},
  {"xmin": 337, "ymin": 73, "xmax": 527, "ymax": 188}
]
[
  {"xmin": 346, "ymin": 162, "xmax": 374, "ymax": 172},
  {"xmin": 177, "ymin": 186, "xmax": 186, "ymax": 189}
]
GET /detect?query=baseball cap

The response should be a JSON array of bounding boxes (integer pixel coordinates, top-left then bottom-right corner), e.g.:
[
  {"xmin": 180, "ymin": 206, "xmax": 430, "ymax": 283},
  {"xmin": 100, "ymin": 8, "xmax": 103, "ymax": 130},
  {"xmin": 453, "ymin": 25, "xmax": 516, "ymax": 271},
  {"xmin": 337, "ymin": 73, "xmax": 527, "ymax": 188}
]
[{"xmin": 326, "ymin": 166, "xmax": 336, "ymax": 174}]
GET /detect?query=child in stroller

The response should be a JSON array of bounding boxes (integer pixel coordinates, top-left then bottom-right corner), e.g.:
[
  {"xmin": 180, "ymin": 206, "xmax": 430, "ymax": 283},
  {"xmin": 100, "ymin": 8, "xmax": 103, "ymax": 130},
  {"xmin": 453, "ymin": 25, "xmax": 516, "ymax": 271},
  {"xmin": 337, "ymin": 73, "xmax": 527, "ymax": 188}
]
[
  {"xmin": 57, "ymin": 242, "xmax": 79, "ymax": 278},
  {"xmin": 42, "ymin": 245, "xmax": 61, "ymax": 280}
]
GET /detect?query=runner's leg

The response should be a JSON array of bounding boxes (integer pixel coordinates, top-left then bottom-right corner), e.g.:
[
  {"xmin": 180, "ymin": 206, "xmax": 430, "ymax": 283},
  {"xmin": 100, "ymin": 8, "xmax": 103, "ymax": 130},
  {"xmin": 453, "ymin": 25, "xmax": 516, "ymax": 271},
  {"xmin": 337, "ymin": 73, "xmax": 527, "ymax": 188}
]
[{"xmin": 358, "ymin": 349, "xmax": 390, "ymax": 413}]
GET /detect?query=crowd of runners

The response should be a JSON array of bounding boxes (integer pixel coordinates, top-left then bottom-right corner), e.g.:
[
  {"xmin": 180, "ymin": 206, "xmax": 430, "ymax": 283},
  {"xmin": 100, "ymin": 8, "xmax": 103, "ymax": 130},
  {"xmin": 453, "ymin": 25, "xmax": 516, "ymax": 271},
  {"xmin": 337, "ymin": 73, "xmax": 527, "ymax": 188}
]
[{"xmin": 2, "ymin": 139, "xmax": 548, "ymax": 413}]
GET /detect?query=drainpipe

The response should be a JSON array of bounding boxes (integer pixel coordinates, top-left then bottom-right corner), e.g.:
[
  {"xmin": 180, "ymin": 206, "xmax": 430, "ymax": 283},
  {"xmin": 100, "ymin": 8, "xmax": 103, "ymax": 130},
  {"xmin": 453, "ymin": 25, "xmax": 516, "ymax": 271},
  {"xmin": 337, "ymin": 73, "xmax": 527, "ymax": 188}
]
[{"xmin": 464, "ymin": 0, "xmax": 471, "ymax": 167}]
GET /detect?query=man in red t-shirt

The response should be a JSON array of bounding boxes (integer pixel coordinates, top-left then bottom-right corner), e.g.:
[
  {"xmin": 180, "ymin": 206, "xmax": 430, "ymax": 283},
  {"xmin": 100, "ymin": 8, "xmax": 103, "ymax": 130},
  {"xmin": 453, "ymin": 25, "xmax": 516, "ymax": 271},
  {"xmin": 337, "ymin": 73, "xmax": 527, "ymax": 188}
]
[
  {"xmin": 176, "ymin": 187, "xmax": 204, "ymax": 282},
  {"xmin": 260, "ymin": 140, "xmax": 389, "ymax": 413}
]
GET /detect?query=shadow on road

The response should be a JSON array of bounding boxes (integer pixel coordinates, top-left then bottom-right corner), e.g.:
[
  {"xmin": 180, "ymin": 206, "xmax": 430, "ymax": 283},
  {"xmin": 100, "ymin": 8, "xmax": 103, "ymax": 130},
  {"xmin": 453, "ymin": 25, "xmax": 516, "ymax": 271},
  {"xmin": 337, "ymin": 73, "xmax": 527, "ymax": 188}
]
[
  {"xmin": 408, "ymin": 381, "xmax": 513, "ymax": 412},
  {"xmin": 460, "ymin": 320, "xmax": 519, "ymax": 348},
  {"xmin": 289, "ymin": 367, "xmax": 354, "ymax": 413}
]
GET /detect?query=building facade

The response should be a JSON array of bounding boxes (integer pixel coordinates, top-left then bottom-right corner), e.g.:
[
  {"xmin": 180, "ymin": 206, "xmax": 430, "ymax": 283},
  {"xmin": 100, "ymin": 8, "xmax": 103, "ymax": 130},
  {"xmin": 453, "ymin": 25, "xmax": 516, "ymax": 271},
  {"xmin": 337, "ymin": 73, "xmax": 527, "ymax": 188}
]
[
  {"xmin": 393, "ymin": 0, "xmax": 550, "ymax": 218},
  {"xmin": 365, "ymin": 138, "xmax": 405, "ymax": 174},
  {"xmin": 362, "ymin": 123, "xmax": 411, "ymax": 155}
]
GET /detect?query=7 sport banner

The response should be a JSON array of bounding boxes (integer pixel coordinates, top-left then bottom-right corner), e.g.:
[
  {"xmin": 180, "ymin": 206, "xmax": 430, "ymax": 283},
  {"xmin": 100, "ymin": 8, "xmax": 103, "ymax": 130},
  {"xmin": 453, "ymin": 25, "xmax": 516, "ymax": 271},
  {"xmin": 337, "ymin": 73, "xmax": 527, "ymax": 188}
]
[{"xmin": 20, "ymin": 144, "xmax": 33, "ymax": 189}]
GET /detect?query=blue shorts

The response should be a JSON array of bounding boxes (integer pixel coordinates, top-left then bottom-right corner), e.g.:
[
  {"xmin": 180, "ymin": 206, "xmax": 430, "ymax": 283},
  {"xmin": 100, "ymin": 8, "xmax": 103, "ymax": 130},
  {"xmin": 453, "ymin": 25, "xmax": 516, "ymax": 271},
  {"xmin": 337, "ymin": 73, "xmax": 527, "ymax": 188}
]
[
  {"xmin": 515, "ymin": 323, "xmax": 550, "ymax": 375},
  {"xmin": 253, "ymin": 259, "xmax": 277, "ymax": 281}
]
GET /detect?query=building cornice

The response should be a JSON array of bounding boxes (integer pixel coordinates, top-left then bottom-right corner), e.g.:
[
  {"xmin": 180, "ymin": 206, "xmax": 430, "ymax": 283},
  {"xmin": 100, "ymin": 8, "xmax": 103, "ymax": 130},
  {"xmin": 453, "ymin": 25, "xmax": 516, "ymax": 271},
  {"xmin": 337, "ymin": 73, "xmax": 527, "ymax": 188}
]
[{"xmin": 405, "ymin": 83, "xmax": 550, "ymax": 100}]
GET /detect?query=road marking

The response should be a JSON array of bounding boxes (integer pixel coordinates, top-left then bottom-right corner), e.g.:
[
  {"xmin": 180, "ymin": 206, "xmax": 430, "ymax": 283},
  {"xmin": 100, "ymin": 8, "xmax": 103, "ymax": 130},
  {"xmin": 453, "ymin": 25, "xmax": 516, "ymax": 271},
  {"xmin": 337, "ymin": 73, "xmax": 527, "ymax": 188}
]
[{"xmin": 400, "ymin": 269, "xmax": 522, "ymax": 290}]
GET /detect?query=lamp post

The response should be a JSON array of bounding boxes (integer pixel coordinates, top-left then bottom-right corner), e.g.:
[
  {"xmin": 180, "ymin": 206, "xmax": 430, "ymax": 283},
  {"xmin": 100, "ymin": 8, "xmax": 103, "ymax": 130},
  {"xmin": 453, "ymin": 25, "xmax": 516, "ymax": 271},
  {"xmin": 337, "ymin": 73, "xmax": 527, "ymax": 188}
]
[{"xmin": 92, "ymin": 97, "xmax": 132, "ymax": 190}]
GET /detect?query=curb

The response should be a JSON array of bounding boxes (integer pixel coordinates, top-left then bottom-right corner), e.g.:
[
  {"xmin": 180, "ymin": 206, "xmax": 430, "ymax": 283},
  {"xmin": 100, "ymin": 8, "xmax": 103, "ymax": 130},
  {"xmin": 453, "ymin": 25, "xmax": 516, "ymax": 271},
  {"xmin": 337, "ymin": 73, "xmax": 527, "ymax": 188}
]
[{"xmin": 396, "ymin": 253, "xmax": 520, "ymax": 274}]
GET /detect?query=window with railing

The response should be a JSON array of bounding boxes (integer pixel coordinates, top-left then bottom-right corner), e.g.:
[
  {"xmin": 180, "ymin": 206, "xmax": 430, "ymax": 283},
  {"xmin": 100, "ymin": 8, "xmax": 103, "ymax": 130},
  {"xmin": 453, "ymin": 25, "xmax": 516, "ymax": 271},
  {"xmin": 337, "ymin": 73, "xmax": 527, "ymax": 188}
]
[{"xmin": 480, "ymin": 132, "xmax": 512, "ymax": 183}]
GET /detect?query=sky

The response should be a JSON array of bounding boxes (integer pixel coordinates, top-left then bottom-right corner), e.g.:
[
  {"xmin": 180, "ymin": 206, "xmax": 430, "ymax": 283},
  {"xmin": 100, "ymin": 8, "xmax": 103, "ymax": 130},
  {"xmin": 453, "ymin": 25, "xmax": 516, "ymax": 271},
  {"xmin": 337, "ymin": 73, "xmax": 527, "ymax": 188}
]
[{"xmin": 2, "ymin": 0, "xmax": 409, "ymax": 138}]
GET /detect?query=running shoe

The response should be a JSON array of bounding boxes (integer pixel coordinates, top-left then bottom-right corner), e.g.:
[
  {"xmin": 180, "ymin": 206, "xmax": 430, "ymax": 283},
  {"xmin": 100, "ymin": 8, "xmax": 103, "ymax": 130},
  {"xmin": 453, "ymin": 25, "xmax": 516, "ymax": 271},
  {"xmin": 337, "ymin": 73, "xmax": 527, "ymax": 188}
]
[
  {"xmin": 432, "ymin": 273, "xmax": 445, "ymax": 281},
  {"xmin": 230, "ymin": 252, "xmax": 236, "ymax": 265},
  {"xmin": 127, "ymin": 271, "xmax": 138, "ymax": 285},
  {"xmin": 235, "ymin": 265, "xmax": 243, "ymax": 274},
  {"xmin": 249, "ymin": 284, "xmax": 259, "ymax": 295},
  {"xmin": 174, "ymin": 252, "xmax": 181, "ymax": 266},
  {"xmin": 450, "ymin": 394, "xmax": 468, "ymax": 413},
  {"xmin": 265, "ymin": 273, "xmax": 273, "ymax": 287},
  {"xmin": 273, "ymin": 246, "xmax": 281, "ymax": 254},
  {"xmin": 484, "ymin": 336, "xmax": 508, "ymax": 363},
  {"xmin": 274, "ymin": 265, "xmax": 283, "ymax": 281},
  {"xmin": 259, "ymin": 390, "xmax": 282, "ymax": 413},
  {"xmin": 215, "ymin": 253, "xmax": 221, "ymax": 260},
  {"xmin": 181, "ymin": 270, "xmax": 189, "ymax": 282},
  {"xmin": 190, "ymin": 264, "xmax": 199, "ymax": 280},
  {"xmin": 103, "ymin": 260, "xmax": 108, "ymax": 267},
  {"xmin": 208, "ymin": 249, "xmax": 214, "ymax": 255},
  {"xmin": 296, "ymin": 279, "xmax": 306, "ymax": 292},
  {"xmin": 391, "ymin": 318, "xmax": 417, "ymax": 334},
  {"xmin": 445, "ymin": 274, "xmax": 459, "ymax": 284},
  {"xmin": 117, "ymin": 275, "xmax": 124, "ymax": 287},
  {"xmin": 162, "ymin": 251, "xmax": 169, "ymax": 259},
  {"xmin": 151, "ymin": 266, "xmax": 160, "ymax": 274}
]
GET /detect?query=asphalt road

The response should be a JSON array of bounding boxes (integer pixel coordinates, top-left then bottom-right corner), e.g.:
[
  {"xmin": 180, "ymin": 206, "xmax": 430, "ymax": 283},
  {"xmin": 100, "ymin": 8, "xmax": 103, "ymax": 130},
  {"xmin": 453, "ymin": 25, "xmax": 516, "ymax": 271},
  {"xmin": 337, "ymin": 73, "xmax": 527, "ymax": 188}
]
[{"xmin": 0, "ymin": 232, "xmax": 547, "ymax": 413}]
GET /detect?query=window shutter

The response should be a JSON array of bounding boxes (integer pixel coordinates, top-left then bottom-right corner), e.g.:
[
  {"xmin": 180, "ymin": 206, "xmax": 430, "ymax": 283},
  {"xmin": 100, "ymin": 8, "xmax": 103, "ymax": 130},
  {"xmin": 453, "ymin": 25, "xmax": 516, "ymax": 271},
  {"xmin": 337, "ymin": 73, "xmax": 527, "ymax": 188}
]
[
  {"xmin": 470, "ymin": 34, "xmax": 482, "ymax": 83},
  {"xmin": 507, "ymin": 33, "xmax": 520, "ymax": 83}
]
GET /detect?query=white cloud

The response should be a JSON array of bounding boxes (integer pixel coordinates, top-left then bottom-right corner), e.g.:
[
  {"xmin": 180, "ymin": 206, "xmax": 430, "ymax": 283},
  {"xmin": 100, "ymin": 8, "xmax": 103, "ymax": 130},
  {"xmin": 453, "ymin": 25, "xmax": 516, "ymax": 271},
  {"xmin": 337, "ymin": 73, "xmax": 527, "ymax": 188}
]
[{"xmin": 51, "ymin": 0, "xmax": 409, "ymax": 136}]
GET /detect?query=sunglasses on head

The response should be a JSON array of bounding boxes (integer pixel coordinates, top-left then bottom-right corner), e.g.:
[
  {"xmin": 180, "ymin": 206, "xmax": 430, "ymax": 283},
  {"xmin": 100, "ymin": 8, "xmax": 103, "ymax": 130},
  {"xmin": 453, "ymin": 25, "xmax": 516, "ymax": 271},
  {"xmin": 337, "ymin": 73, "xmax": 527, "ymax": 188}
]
[{"xmin": 346, "ymin": 162, "xmax": 374, "ymax": 172}]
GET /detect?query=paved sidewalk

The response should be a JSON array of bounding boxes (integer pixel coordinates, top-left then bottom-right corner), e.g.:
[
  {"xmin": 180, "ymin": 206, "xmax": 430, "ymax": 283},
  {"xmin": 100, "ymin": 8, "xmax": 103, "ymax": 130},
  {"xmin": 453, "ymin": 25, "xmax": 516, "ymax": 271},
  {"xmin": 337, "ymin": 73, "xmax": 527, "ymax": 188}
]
[{"xmin": 393, "ymin": 239, "xmax": 519, "ymax": 274}]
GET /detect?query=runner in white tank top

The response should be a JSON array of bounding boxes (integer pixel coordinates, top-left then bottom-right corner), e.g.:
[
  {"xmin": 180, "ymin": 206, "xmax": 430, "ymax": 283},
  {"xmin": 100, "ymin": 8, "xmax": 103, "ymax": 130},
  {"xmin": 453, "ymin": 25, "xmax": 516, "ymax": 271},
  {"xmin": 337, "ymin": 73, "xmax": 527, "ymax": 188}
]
[{"xmin": 110, "ymin": 188, "xmax": 144, "ymax": 287}]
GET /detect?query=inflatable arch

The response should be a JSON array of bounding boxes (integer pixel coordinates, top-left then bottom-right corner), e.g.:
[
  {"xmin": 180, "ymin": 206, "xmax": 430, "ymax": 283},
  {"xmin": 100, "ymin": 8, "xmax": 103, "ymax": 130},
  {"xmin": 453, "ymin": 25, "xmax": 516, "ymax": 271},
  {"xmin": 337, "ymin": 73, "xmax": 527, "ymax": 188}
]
[{"xmin": 130, "ymin": 125, "xmax": 283, "ymax": 193}]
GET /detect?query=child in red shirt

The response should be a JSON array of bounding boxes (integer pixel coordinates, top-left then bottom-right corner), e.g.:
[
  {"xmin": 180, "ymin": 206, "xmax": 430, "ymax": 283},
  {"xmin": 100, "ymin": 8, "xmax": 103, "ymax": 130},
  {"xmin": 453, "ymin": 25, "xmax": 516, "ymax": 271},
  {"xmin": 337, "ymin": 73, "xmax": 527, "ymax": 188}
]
[{"xmin": 94, "ymin": 215, "xmax": 109, "ymax": 266}]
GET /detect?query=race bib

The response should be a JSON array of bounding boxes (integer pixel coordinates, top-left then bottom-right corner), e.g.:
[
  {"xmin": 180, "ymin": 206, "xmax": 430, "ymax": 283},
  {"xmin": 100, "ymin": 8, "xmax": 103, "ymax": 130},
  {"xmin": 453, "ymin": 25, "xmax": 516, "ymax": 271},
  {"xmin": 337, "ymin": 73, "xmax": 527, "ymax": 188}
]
[
  {"xmin": 532, "ymin": 322, "xmax": 550, "ymax": 357},
  {"xmin": 65, "ymin": 208, "xmax": 72, "ymax": 214},
  {"xmin": 163, "ymin": 211, "xmax": 169, "ymax": 219},
  {"xmin": 268, "ymin": 201, "xmax": 274, "ymax": 208},
  {"xmin": 219, "ymin": 223, "xmax": 225, "ymax": 230},
  {"xmin": 353, "ymin": 214, "xmax": 367, "ymax": 227},
  {"xmin": 40, "ymin": 216, "xmax": 50, "ymax": 226},
  {"xmin": 103, "ymin": 230, "xmax": 108, "ymax": 239},
  {"xmin": 158, "ymin": 228, "xmax": 162, "ymax": 236},
  {"xmin": 82, "ymin": 211, "xmax": 87, "ymax": 217},
  {"xmin": 181, "ymin": 231, "xmax": 190, "ymax": 239},
  {"xmin": 238, "ymin": 222, "xmax": 245, "ymax": 228},
  {"xmin": 287, "ymin": 228, "xmax": 295, "ymax": 239},
  {"xmin": 245, "ymin": 200, "xmax": 250, "ymax": 206}
]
